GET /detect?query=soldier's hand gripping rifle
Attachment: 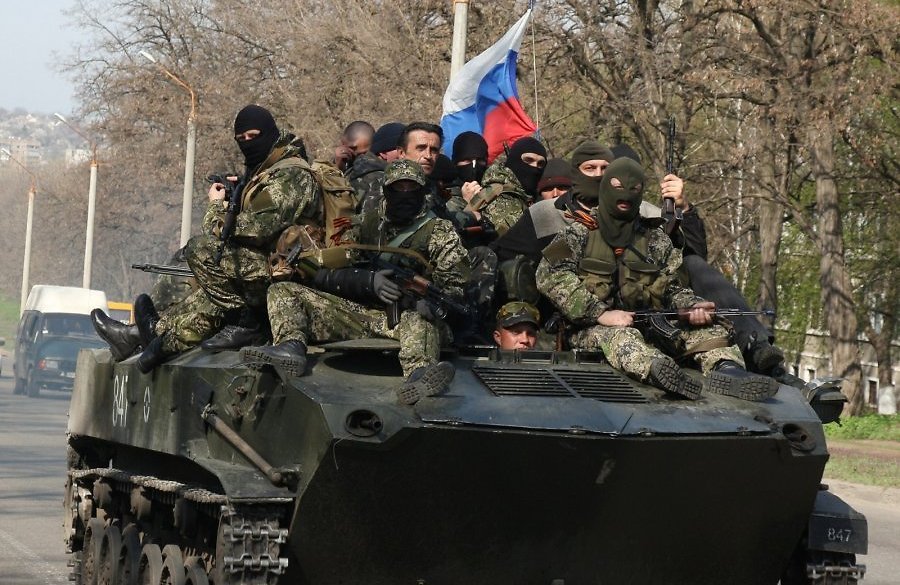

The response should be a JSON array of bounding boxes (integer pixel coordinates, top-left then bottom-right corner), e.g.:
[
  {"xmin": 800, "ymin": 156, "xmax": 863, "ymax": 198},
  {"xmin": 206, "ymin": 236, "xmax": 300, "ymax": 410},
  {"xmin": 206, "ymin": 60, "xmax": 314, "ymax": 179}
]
[
  {"xmin": 209, "ymin": 174, "xmax": 243, "ymax": 265},
  {"xmin": 663, "ymin": 117, "xmax": 683, "ymax": 237},
  {"xmin": 632, "ymin": 308, "xmax": 776, "ymax": 355},
  {"xmin": 633, "ymin": 308, "xmax": 776, "ymax": 320},
  {"xmin": 371, "ymin": 257, "xmax": 471, "ymax": 329}
]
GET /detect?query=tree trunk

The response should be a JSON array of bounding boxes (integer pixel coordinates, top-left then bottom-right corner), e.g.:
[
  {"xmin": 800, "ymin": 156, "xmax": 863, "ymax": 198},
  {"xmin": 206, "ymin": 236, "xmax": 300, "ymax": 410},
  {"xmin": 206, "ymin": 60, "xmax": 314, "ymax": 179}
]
[
  {"xmin": 808, "ymin": 127, "xmax": 863, "ymax": 414},
  {"xmin": 756, "ymin": 149, "xmax": 782, "ymax": 332}
]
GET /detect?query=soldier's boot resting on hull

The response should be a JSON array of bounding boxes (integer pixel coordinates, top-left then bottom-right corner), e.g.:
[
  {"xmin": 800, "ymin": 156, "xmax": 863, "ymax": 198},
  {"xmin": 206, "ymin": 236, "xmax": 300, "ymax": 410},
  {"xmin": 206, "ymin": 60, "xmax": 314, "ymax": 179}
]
[
  {"xmin": 240, "ymin": 340, "xmax": 308, "ymax": 377},
  {"xmin": 91, "ymin": 309, "xmax": 142, "ymax": 361},
  {"xmin": 647, "ymin": 357, "xmax": 702, "ymax": 400},
  {"xmin": 397, "ymin": 361, "xmax": 456, "ymax": 405},
  {"xmin": 136, "ymin": 336, "xmax": 175, "ymax": 374},
  {"xmin": 134, "ymin": 294, "xmax": 161, "ymax": 346},
  {"xmin": 705, "ymin": 360, "xmax": 780, "ymax": 401}
]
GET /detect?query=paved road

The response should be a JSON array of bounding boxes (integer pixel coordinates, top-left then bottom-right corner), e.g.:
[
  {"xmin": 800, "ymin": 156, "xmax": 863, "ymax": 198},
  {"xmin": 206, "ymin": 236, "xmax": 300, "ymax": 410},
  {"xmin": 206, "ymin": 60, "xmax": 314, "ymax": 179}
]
[{"xmin": 0, "ymin": 368, "xmax": 897, "ymax": 584}]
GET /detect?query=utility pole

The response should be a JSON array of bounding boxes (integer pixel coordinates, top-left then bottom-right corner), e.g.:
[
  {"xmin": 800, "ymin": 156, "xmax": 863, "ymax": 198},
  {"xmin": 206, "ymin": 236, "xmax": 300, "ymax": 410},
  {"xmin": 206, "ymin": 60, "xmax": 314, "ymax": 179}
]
[
  {"xmin": 55, "ymin": 114, "xmax": 98, "ymax": 288},
  {"xmin": 2, "ymin": 148, "xmax": 37, "ymax": 314},
  {"xmin": 450, "ymin": 0, "xmax": 470, "ymax": 80}
]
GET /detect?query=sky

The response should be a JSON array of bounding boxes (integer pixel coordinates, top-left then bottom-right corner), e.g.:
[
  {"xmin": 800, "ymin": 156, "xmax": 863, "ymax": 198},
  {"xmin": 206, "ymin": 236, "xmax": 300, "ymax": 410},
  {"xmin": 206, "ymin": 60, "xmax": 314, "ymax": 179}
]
[{"xmin": 0, "ymin": 0, "xmax": 82, "ymax": 115}]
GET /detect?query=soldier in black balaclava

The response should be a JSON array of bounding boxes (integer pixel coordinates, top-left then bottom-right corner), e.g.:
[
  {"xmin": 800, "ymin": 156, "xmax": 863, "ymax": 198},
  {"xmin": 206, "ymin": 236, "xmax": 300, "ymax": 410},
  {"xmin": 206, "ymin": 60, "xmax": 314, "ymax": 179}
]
[
  {"xmin": 452, "ymin": 131, "xmax": 489, "ymax": 185},
  {"xmin": 464, "ymin": 135, "xmax": 547, "ymax": 238},
  {"xmin": 233, "ymin": 104, "xmax": 281, "ymax": 174}
]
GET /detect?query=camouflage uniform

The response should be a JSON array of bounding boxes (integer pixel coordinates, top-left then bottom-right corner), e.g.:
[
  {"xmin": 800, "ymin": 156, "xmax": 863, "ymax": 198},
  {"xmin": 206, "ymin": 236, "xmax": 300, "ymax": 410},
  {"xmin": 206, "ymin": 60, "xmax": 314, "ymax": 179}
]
[
  {"xmin": 266, "ymin": 160, "xmax": 471, "ymax": 376},
  {"xmin": 151, "ymin": 248, "xmax": 197, "ymax": 312},
  {"xmin": 348, "ymin": 151, "xmax": 387, "ymax": 214},
  {"xmin": 467, "ymin": 161, "xmax": 531, "ymax": 237},
  {"xmin": 536, "ymin": 219, "xmax": 743, "ymax": 381},
  {"xmin": 156, "ymin": 133, "xmax": 322, "ymax": 353}
]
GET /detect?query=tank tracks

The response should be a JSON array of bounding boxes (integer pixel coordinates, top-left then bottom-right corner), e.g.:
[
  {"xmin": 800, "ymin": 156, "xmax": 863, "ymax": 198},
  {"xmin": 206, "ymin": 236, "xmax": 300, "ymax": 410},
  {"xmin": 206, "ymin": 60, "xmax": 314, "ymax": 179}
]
[{"xmin": 65, "ymin": 467, "xmax": 291, "ymax": 585}]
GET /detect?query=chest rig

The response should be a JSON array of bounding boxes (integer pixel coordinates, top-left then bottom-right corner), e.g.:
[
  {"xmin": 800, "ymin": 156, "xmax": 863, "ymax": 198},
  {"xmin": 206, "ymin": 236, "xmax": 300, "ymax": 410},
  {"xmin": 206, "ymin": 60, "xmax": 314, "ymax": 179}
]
[
  {"xmin": 577, "ymin": 227, "xmax": 670, "ymax": 310},
  {"xmin": 359, "ymin": 211, "xmax": 437, "ymax": 276}
]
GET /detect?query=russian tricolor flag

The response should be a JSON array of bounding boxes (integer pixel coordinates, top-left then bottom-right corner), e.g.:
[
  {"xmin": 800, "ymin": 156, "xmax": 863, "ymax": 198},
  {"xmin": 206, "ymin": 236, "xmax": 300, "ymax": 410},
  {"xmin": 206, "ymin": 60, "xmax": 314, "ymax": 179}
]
[{"xmin": 441, "ymin": 10, "xmax": 537, "ymax": 163}]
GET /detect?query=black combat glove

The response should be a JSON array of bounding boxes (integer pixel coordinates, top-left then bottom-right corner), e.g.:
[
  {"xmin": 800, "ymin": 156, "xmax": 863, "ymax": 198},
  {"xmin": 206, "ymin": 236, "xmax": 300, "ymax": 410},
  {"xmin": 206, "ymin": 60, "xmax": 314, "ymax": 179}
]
[
  {"xmin": 416, "ymin": 299, "xmax": 438, "ymax": 322},
  {"xmin": 371, "ymin": 270, "xmax": 402, "ymax": 304}
]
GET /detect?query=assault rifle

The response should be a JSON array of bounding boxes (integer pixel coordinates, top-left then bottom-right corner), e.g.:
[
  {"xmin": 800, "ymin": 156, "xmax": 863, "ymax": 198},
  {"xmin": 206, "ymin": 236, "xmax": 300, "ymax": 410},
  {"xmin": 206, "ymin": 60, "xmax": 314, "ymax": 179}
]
[
  {"xmin": 132, "ymin": 263, "xmax": 193, "ymax": 277},
  {"xmin": 633, "ymin": 308, "xmax": 776, "ymax": 320},
  {"xmin": 371, "ymin": 256, "xmax": 471, "ymax": 329},
  {"xmin": 208, "ymin": 173, "xmax": 244, "ymax": 265},
  {"xmin": 663, "ymin": 117, "xmax": 683, "ymax": 237}
]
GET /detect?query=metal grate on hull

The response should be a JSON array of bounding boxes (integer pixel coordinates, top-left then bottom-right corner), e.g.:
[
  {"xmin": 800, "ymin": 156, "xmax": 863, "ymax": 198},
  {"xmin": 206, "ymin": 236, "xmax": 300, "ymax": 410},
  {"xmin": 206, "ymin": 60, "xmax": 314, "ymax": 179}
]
[{"xmin": 472, "ymin": 365, "xmax": 648, "ymax": 403}]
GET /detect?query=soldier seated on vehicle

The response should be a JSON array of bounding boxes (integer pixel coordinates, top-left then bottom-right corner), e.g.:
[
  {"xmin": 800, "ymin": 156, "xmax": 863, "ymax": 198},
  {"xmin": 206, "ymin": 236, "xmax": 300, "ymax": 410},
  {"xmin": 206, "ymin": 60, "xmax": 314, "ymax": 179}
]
[
  {"xmin": 536, "ymin": 157, "xmax": 780, "ymax": 402},
  {"xmin": 493, "ymin": 301, "xmax": 539, "ymax": 350},
  {"xmin": 239, "ymin": 160, "xmax": 470, "ymax": 406}
]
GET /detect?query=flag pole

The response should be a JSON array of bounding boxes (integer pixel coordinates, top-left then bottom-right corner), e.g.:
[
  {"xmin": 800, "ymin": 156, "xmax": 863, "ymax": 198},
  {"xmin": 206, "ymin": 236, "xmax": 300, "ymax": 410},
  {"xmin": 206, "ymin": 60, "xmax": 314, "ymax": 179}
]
[{"xmin": 450, "ymin": 0, "xmax": 470, "ymax": 80}]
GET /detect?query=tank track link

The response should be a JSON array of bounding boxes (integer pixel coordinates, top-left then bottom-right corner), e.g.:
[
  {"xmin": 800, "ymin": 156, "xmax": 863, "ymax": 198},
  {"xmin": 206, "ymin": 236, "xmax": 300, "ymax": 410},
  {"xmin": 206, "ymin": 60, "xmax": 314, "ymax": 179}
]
[
  {"xmin": 67, "ymin": 467, "xmax": 292, "ymax": 584},
  {"xmin": 807, "ymin": 559, "xmax": 866, "ymax": 584}
]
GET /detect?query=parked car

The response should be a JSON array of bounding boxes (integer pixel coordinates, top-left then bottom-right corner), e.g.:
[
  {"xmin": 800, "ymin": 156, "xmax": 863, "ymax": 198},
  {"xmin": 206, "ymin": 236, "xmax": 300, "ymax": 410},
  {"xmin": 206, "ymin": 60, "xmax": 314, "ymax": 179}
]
[{"xmin": 13, "ymin": 286, "xmax": 108, "ymax": 397}]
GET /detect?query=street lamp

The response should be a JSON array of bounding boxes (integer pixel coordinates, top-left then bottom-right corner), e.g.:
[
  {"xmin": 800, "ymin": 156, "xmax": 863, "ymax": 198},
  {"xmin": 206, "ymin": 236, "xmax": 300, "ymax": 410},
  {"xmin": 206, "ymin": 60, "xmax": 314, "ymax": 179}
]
[
  {"xmin": 2, "ymin": 148, "xmax": 37, "ymax": 314},
  {"xmin": 55, "ymin": 113, "xmax": 98, "ymax": 289},
  {"xmin": 140, "ymin": 50, "xmax": 197, "ymax": 247}
]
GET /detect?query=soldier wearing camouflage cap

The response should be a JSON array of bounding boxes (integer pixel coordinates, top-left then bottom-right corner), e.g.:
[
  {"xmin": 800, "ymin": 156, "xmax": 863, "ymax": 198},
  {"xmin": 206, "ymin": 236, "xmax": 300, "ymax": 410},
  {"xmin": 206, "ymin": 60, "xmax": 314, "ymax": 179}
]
[{"xmin": 241, "ymin": 159, "xmax": 471, "ymax": 406}]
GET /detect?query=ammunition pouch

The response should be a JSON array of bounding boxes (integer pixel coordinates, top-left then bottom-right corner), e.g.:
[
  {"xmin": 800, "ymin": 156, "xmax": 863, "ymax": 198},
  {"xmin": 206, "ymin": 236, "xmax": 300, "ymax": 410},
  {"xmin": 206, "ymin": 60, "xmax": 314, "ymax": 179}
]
[{"xmin": 578, "ymin": 258, "xmax": 616, "ymax": 301}]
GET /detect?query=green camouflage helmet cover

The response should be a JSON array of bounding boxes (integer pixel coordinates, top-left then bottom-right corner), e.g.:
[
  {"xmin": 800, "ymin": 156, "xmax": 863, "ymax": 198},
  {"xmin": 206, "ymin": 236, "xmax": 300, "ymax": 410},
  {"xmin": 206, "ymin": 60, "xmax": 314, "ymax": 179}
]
[{"xmin": 384, "ymin": 159, "xmax": 428, "ymax": 187}]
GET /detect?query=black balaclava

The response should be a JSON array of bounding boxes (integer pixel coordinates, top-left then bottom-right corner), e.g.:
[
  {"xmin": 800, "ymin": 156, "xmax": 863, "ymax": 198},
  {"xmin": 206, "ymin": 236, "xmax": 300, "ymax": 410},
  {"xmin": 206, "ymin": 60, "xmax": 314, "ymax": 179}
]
[
  {"xmin": 453, "ymin": 131, "xmax": 489, "ymax": 183},
  {"xmin": 384, "ymin": 186, "xmax": 427, "ymax": 225},
  {"xmin": 234, "ymin": 105, "xmax": 280, "ymax": 172},
  {"xmin": 569, "ymin": 141, "xmax": 614, "ymax": 205},
  {"xmin": 595, "ymin": 157, "xmax": 646, "ymax": 248},
  {"xmin": 505, "ymin": 136, "xmax": 547, "ymax": 197}
]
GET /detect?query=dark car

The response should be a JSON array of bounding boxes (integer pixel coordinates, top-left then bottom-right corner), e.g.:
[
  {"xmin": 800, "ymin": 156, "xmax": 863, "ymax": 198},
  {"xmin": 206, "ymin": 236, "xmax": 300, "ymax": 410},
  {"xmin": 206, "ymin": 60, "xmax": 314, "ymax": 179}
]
[{"xmin": 14, "ymin": 313, "xmax": 105, "ymax": 397}]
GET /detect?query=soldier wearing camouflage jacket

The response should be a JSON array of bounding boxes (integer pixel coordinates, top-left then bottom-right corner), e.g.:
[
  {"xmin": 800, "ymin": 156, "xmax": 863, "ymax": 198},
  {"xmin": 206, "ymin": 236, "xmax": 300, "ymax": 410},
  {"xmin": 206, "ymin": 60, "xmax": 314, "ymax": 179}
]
[
  {"xmin": 241, "ymin": 159, "xmax": 468, "ymax": 405},
  {"xmin": 466, "ymin": 137, "xmax": 547, "ymax": 237},
  {"xmin": 537, "ymin": 157, "xmax": 778, "ymax": 402},
  {"xmin": 133, "ymin": 106, "xmax": 322, "ymax": 373}
]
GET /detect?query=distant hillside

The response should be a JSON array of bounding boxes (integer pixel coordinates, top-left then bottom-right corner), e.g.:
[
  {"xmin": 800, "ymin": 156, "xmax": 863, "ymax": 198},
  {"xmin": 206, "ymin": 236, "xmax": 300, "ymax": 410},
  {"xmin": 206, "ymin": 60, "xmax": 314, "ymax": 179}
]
[{"xmin": 0, "ymin": 108, "xmax": 84, "ymax": 161}]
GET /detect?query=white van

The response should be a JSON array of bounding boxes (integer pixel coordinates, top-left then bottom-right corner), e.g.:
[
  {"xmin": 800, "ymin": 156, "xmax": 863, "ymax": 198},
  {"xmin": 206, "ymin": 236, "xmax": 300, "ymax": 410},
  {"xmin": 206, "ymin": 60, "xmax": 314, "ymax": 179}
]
[{"xmin": 13, "ymin": 286, "xmax": 108, "ymax": 397}]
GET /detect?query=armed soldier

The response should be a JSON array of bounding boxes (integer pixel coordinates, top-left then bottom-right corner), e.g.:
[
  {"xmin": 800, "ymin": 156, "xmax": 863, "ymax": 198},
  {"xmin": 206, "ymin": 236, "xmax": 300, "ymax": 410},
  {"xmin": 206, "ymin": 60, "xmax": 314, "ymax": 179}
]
[
  {"xmin": 239, "ymin": 160, "xmax": 469, "ymax": 405},
  {"xmin": 117, "ymin": 105, "xmax": 322, "ymax": 373},
  {"xmin": 536, "ymin": 157, "xmax": 779, "ymax": 401}
]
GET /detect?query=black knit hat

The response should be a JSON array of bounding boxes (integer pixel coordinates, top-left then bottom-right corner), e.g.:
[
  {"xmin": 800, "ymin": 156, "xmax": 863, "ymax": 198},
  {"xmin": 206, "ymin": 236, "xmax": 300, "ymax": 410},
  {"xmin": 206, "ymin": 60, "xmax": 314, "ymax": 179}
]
[
  {"xmin": 431, "ymin": 154, "xmax": 457, "ymax": 183},
  {"xmin": 452, "ymin": 131, "xmax": 488, "ymax": 163},
  {"xmin": 536, "ymin": 158, "xmax": 573, "ymax": 192},
  {"xmin": 371, "ymin": 122, "xmax": 405, "ymax": 155},
  {"xmin": 611, "ymin": 143, "xmax": 642, "ymax": 164},
  {"xmin": 571, "ymin": 140, "xmax": 614, "ymax": 170}
]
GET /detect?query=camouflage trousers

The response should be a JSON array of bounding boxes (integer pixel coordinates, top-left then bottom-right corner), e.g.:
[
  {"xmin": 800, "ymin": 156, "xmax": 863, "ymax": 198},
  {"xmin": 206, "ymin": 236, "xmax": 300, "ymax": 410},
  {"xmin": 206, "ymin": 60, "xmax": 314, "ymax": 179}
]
[
  {"xmin": 569, "ymin": 323, "xmax": 744, "ymax": 381},
  {"xmin": 156, "ymin": 234, "xmax": 272, "ymax": 353},
  {"xmin": 267, "ymin": 282, "xmax": 443, "ymax": 377}
]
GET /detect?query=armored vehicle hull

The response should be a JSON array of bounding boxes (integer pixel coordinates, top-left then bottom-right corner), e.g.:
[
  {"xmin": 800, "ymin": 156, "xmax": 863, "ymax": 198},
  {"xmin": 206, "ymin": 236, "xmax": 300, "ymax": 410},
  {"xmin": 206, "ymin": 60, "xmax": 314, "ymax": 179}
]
[{"xmin": 65, "ymin": 344, "xmax": 867, "ymax": 584}]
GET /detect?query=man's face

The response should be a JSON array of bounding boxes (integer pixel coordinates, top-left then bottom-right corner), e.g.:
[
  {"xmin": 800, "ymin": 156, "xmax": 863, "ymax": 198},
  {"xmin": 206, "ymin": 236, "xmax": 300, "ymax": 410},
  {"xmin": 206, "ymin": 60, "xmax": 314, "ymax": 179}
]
[
  {"xmin": 539, "ymin": 185, "xmax": 567, "ymax": 200},
  {"xmin": 493, "ymin": 323, "xmax": 538, "ymax": 350},
  {"xmin": 343, "ymin": 134, "xmax": 372, "ymax": 157},
  {"xmin": 578, "ymin": 159, "xmax": 610, "ymax": 177},
  {"xmin": 521, "ymin": 152, "xmax": 547, "ymax": 169},
  {"xmin": 401, "ymin": 130, "xmax": 441, "ymax": 175},
  {"xmin": 379, "ymin": 148, "xmax": 402, "ymax": 162}
]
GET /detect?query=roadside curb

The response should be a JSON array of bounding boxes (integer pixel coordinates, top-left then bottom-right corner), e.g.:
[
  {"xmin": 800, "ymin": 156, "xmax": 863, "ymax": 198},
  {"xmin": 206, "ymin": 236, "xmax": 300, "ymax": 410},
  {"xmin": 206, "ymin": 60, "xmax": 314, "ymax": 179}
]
[{"xmin": 824, "ymin": 478, "xmax": 900, "ymax": 506}]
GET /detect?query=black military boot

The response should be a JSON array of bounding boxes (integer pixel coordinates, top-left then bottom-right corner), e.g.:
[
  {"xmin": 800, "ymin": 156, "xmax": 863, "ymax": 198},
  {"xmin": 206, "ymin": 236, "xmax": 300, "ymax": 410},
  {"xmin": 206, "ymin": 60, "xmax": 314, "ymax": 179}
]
[
  {"xmin": 396, "ymin": 361, "xmax": 456, "ymax": 405},
  {"xmin": 201, "ymin": 309, "xmax": 266, "ymax": 351},
  {"xmin": 239, "ymin": 340, "xmax": 308, "ymax": 377},
  {"xmin": 91, "ymin": 309, "xmax": 142, "ymax": 361},
  {"xmin": 705, "ymin": 360, "xmax": 780, "ymax": 401},
  {"xmin": 747, "ymin": 340, "xmax": 785, "ymax": 376},
  {"xmin": 135, "ymin": 336, "xmax": 173, "ymax": 374},
  {"xmin": 134, "ymin": 294, "xmax": 161, "ymax": 346},
  {"xmin": 647, "ymin": 357, "xmax": 702, "ymax": 400}
]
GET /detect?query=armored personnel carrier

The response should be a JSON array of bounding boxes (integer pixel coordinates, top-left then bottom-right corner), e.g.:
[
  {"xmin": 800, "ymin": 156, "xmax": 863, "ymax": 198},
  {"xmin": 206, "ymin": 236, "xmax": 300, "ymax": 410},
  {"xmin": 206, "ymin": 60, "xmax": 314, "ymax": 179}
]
[{"xmin": 65, "ymin": 341, "xmax": 867, "ymax": 585}]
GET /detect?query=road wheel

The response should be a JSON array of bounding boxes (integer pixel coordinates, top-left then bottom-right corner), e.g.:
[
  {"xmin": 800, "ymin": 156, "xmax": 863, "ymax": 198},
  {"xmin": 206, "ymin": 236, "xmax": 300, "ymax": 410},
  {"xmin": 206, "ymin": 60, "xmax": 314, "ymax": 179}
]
[
  {"xmin": 26, "ymin": 370, "xmax": 40, "ymax": 397},
  {"xmin": 161, "ymin": 544, "xmax": 186, "ymax": 585},
  {"xmin": 82, "ymin": 517, "xmax": 106, "ymax": 585},
  {"xmin": 183, "ymin": 557, "xmax": 209, "ymax": 585},
  {"xmin": 137, "ymin": 544, "xmax": 163, "ymax": 585},
  {"xmin": 97, "ymin": 523, "xmax": 122, "ymax": 585},
  {"xmin": 119, "ymin": 524, "xmax": 142, "ymax": 585}
]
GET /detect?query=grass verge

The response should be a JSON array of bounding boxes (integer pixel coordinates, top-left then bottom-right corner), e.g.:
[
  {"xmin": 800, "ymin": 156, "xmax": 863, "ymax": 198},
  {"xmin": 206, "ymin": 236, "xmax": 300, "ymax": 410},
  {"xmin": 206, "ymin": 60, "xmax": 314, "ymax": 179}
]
[
  {"xmin": 822, "ymin": 414, "xmax": 900, "ymax": 487},
  {"xmin": 0, "ymin": 294, "xmax": 18, "ymax": 346}
]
